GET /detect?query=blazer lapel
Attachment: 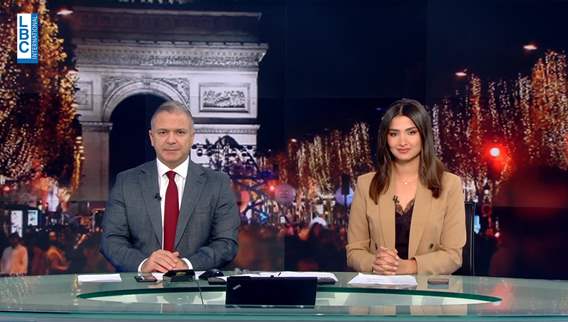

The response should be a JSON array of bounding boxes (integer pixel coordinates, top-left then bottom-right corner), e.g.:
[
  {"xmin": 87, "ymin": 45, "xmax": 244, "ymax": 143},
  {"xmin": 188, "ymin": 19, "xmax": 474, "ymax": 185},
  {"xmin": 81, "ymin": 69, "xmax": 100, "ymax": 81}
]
[
  {"xmin": 139, "ymin": 161, "xmax": 163, "ymax": 247},
  {"xmin": 175, "ymin": 161, "xmax": 206, "ymax": 248},
  {"xmin": 377, "ymin": 178, "xmax": 396, "ymax": 249},
  {"xmin": 408, "ymin": 182, "xmax": 432, "ymax": 258}
]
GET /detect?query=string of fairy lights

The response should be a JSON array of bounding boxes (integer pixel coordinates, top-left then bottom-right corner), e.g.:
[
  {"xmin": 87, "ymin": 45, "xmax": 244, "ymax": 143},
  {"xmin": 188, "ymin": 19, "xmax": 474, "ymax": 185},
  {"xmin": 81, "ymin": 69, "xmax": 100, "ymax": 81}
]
[
  {"xmin": 0, "ymin": 0, "xmax": 83, "ymax": 192},
  {"xmin": 434, "ymin": 50, "xmax": 568, "ymax": 200},
  {"xmin": 274, "ymin": 122, "xmax": 374, "ymax": 199}
]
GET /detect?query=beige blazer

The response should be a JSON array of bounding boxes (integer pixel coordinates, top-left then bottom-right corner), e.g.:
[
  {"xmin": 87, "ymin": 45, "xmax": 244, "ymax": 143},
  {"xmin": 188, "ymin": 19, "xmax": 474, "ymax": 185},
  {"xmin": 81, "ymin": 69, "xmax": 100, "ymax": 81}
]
[{"xmin": 346, "ymin": 171, "xmax": 466, "ymax": 275}]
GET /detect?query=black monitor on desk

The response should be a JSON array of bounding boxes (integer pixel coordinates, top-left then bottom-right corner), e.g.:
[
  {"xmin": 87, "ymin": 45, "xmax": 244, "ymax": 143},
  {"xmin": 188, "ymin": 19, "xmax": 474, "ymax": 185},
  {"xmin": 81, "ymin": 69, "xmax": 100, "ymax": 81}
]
[{"xmin": 225, "ymin": 276, "xmax": 318, "ymax": 306}]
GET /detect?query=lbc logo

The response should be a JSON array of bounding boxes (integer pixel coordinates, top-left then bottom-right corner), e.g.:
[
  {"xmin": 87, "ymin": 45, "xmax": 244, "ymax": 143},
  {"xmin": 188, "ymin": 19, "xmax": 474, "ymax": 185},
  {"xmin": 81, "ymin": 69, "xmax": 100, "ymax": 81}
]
[{"xmin": 17, "ymin": 13, "xmax": 38, "ymax": 64}]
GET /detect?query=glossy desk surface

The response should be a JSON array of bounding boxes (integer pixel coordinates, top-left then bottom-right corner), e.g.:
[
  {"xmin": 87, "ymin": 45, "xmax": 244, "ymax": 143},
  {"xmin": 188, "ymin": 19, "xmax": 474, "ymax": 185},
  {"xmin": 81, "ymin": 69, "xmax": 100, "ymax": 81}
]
[{"xmin": 1, "ymin": 272, "xmax": 567, "ymax": 321}]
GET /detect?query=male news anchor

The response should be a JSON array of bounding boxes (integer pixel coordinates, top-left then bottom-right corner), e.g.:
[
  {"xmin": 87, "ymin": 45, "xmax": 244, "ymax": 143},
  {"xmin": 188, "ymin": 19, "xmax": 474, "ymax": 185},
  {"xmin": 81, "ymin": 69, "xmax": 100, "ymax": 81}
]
[{"xmin": 101, "ymin": 100, "xmax": 240, "ymax": 273}]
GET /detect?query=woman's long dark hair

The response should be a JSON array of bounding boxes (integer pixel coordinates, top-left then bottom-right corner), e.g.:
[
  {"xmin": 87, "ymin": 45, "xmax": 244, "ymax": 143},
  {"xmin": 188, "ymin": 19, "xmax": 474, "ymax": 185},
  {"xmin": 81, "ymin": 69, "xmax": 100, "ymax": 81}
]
[{"xmin": 369, "ymin": 99, "xmax": 445, "ymax": 203}]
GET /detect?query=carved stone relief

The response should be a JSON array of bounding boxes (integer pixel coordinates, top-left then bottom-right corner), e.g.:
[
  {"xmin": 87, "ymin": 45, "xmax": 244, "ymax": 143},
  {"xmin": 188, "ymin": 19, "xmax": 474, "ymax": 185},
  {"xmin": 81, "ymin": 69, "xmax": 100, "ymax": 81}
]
[
  {"xmin": 199, "ymin": 83, "xmax": 250, "ymax": 113},
  {"xmin": 76, "ymin": 81, "xmax": 94, "ymax": 111},
  {"xmin": 76, "ymin": 42, "xmax": 267, "ymax": 68}
]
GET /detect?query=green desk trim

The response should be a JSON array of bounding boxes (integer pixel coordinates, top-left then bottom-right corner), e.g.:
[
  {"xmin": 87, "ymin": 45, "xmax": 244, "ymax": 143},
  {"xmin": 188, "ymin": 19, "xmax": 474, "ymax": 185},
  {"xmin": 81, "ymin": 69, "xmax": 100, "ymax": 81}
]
[
  {"xmin": 77, "ymin": 286, "xmax": 226, "ymax": 299},
  {"xmin": 78, "ymin": 285, "xmax": 501, "ymax": 304}
]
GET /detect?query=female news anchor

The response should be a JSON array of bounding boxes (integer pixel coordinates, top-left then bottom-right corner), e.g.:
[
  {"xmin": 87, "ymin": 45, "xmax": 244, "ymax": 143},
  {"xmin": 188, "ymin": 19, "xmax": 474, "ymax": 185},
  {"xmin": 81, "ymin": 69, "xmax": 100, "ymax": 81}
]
[{"xmin": 346, "ymin": 99, "xmax": 465, "ymax": 275}]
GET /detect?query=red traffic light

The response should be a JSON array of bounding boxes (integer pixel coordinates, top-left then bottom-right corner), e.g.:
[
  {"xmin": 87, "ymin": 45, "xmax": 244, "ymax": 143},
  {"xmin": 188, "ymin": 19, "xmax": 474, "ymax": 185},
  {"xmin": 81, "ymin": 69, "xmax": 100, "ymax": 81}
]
[{"xmin": 485, "ymin": 143, "xmax": 508, "ymax": 180}]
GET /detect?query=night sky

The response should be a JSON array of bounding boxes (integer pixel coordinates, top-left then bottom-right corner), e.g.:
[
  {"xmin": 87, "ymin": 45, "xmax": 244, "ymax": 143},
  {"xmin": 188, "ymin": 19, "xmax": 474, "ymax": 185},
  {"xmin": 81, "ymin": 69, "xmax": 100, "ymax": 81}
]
[
  {"xmin": 254, "ymin": 0, "xmax": 428, "ymax": 152},
  {"xmin": 425, "ymin": 0, "xmax": 568, "ymax": 102}
]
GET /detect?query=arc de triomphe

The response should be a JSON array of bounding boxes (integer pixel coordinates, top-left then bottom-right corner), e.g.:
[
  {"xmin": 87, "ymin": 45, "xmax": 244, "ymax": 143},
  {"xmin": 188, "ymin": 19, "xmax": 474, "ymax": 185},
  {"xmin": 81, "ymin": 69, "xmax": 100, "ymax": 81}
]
[{"xmin": 69, "ymin": 6, "xmax": 267, "ymax": 201}]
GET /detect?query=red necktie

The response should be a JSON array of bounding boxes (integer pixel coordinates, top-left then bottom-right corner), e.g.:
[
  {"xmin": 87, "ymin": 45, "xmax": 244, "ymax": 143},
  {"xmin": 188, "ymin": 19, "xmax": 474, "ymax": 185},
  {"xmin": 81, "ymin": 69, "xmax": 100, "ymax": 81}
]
[{"xmin": 163, "ymin": 171, "xmax": 179, "ymax": 251}]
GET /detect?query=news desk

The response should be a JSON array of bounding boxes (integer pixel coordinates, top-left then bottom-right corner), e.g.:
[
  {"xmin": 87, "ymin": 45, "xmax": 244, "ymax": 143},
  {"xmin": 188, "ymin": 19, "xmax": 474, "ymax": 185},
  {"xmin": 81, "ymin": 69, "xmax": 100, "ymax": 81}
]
[{"xmin": 1, "ymin": 272, "xmax": 567, "ymax": 322}]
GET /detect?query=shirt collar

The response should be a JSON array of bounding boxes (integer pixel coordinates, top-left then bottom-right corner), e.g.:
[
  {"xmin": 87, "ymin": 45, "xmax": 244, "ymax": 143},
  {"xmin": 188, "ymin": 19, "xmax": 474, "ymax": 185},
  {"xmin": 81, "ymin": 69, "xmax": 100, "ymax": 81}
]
[{"xmin": 156, "ymin": 157, "xmax": 189, "ymax": 180}]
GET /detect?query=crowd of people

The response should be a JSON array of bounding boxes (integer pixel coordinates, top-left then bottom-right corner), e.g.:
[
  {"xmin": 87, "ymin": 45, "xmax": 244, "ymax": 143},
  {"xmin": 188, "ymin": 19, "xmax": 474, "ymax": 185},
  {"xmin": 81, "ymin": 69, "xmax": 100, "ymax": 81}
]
[
  {"xmin": 0, "ymin": 226, "xmax": 113, "ymax": 276},
  {"xmin": 230, "ymin": 221, "xmax": 348, "ymax": 272},
  {"xmin": 0, "ymin": 218, "xmax": 349, "ymax": 276}
]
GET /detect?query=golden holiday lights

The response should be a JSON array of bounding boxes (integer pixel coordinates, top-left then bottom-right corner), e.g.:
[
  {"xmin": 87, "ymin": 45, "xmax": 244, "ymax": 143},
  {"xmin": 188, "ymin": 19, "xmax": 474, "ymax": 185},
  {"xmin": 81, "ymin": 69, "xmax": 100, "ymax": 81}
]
[
  {"xmin": 277, "ymin": 122, "xmax": 373, "ymax": 198},
  {"xmin": 434, "ymin": 51, "xmax": 568, "ymax": 196},
  {"xmin": 0, "ymin": 0, "xmax": 83, "ymax": 190}
]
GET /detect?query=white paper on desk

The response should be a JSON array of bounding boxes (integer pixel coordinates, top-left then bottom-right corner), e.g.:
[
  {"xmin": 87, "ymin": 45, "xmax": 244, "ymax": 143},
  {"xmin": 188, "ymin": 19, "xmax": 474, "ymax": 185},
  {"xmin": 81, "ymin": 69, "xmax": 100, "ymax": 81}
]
[
  {"xmin": 151, "ymin": 272, "xmax": 165, "ymax": 281},
  {"xmin": 348, "ymin": 273, "xmax": 417, "ymax": 286},
  {"xmin": 78, "ymin": 274, "xmax": 122, "ymax": 283},
  {"xmin": 259, "ymin": 271, "xmax": 338, "ymax": 282}
]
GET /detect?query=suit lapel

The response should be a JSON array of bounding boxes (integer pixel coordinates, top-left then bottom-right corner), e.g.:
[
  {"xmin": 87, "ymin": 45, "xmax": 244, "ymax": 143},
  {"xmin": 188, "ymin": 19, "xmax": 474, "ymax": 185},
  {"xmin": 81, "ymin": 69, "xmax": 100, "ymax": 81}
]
[
  {"xmin": 139, "ymin": 161, "xmax": 163, "ymax": 247},
  {"xmin": 377, "ymin": 177, "xmax": 396, "ymax": 249},
  {"xmin": 408, "ymin": 182, "xmax": 432, "ymax": 258},
  {"xmin": 175, "ymin": 161, "xmax": 206, "ymax": 248}
]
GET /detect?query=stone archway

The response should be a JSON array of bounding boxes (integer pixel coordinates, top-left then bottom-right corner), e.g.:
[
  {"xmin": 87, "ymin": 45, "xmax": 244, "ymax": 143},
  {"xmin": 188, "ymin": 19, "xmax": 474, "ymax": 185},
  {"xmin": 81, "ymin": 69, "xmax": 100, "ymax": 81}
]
[
  {"xmin": 69, "ymin": 6, "xmax": 268, "ymax": 201},
  {"xmin": 102, "ymin": 77, "xmax": 190, "ymax": 122}
]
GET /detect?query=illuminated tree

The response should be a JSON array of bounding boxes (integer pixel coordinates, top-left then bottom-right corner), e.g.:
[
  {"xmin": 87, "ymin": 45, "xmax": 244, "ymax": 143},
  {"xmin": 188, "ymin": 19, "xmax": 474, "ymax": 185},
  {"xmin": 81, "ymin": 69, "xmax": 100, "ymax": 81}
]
[{"xmin": 0, "ymin": 0, "xmax": 82, "ymax": 190}]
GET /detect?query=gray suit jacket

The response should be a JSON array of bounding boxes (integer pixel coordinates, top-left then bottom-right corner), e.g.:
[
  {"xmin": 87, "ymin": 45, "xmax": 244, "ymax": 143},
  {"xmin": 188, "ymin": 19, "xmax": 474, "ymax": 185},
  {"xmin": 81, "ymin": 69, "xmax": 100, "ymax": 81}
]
[{"xmin": 101, "ymin": 160, "xmax": 240, "ymax": 272}]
